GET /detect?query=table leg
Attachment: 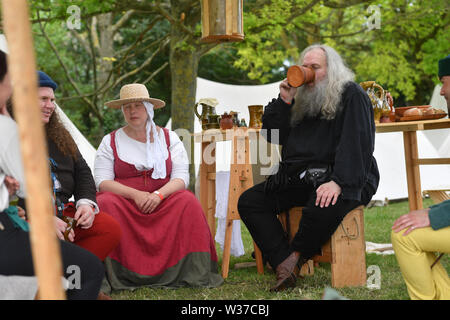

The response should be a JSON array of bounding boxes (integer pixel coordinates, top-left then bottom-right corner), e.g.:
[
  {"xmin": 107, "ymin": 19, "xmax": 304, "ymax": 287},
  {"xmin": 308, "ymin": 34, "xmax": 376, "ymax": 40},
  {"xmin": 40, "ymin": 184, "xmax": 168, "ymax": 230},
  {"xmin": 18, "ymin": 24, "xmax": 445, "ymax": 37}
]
[
  {"xmin": 222, "ymin": 130, "xmax": 254, "ymax": 278},
  {"xmin": 200, "ymin": 141, "xmax": 216, "ymax": 238},
  {"xmin": 403, "ymin": 131, "xmax": 423, "ymax": 211}
]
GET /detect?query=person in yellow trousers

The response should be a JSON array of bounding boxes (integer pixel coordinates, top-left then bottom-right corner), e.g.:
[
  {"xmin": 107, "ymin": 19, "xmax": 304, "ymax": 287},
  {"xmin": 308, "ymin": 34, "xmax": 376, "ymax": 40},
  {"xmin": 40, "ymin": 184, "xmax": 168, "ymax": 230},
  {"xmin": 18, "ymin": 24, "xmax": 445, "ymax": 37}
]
[{"xmin": 391, "ymin": 54, "xmax": 450, "ymax": 300}]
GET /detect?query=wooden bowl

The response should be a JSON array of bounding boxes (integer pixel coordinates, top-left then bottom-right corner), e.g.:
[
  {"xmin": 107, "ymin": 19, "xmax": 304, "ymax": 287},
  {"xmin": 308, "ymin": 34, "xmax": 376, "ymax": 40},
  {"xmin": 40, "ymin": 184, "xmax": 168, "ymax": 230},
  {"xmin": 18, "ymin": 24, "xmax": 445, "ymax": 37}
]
[{"xmin": 394, "ymin": 105, "xmax": 431, "ymax": 117}]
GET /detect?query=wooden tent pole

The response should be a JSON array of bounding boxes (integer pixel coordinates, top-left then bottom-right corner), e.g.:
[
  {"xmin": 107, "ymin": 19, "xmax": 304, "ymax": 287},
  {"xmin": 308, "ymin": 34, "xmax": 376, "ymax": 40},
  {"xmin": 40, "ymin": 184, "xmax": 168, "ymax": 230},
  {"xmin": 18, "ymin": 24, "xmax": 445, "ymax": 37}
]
[{"xmin": 1, "ymin": 0, "xmax": 65, "ymax": 299}]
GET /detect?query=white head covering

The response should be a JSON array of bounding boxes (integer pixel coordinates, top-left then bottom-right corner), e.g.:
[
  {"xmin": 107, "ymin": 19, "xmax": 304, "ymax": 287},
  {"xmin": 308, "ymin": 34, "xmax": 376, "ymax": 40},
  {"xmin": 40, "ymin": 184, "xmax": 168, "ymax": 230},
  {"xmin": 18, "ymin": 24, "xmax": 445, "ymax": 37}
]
[
  {"xmin": 0, "ymin": 34, "xmax": 9, "ymax": 54},
  {"xmin": 143, "ymin": 101, "xmax": 168, "ymax": 179},
  {"xmin": 0, "ymin": 173, "xmax": 10, "ymax": 212}
]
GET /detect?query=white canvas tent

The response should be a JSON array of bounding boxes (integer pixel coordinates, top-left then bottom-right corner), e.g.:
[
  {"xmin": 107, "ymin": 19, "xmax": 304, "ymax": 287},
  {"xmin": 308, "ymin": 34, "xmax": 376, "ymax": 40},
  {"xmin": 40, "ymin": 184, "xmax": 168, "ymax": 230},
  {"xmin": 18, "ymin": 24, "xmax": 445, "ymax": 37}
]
[{"xmin": 55, "ymin": 103, "xmax": 97, "ymax": 175}]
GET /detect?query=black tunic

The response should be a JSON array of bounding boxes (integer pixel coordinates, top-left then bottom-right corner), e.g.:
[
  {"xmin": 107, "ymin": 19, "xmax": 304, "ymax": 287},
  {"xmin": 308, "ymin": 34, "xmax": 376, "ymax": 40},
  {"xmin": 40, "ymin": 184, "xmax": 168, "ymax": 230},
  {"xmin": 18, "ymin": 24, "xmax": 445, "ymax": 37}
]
[
  {"xmin": 262, "ymin": 81, "xmax": 379, "ymax": 202},
  {"xmin": 47, "ymin": 139, "xmax": 97, "ymax": 205}
]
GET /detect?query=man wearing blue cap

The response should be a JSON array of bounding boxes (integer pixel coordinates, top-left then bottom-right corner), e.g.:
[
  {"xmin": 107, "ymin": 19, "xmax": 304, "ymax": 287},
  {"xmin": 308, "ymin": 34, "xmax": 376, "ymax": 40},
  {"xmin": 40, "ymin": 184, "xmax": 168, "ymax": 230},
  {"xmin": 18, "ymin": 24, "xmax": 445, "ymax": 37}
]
[
  {"xmin": 391, "ymin": 55, "xmax": 450, "ymax": 300},
  {"xmin": 37, "ymin": 71, "xmax": 58, "ymax": 123},
  {"xmin": 8, "ymin": 72, "xmax": 122, "ymax": 276},
  {"xmin": 35, "ymin": 71, "xmax": 99, "ymax": 229},
  {"xmin": 32, "ymin": 71, "xmax": 121, "ymax": 265}
]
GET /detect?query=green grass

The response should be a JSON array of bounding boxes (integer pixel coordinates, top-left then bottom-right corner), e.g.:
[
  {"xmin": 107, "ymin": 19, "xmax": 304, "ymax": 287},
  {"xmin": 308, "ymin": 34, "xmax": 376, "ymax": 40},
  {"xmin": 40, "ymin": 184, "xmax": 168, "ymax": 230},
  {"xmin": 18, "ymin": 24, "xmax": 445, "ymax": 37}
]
[{"xmin": 111, "ymin": 198, "xmax": 449, "ymax": 300}]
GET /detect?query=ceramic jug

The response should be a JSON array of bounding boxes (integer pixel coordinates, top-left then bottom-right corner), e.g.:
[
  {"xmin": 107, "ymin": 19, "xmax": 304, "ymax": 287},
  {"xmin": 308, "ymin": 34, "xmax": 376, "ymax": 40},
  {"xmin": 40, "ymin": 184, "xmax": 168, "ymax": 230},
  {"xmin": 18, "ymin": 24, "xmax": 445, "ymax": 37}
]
[
  {"xmin": 220, "ymin": 113, "xmax": 233, "ymax": 130},
  {"xmin": 194, "ymin": 98, "xmax": 218, "ymax": 130},
  {"xmin": 248, "ymin": 105, "xmax": 263, "ymax": 128},
  {"xmin": 206, "ymin": 114, "xmax": 221, "ymax": 129}
]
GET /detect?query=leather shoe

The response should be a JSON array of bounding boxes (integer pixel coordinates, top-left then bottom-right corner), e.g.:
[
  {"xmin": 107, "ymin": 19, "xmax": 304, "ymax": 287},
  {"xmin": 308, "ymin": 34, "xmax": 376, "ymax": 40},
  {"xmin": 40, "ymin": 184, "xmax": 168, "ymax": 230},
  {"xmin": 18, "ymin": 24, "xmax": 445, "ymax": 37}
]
[
  {"xmin": 269, "ymin": 252, "xmax": 300, "ymax": 292},
  {"xmin": 97, "ymin": 292, "xmax": 113, "ymax": 300}
]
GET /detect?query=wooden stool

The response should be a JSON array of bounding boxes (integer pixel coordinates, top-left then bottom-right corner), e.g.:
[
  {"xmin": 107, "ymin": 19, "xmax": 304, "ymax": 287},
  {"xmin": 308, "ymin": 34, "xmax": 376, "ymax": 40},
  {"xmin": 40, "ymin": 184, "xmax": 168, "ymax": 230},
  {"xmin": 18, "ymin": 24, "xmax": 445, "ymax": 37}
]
[
  {"xmin": 423, "ymin": 189, "xmax": 450, "ymax": 203},
  {"xmin": 255, "ymin": 205, "xmax": 366, "ymax": 288}
]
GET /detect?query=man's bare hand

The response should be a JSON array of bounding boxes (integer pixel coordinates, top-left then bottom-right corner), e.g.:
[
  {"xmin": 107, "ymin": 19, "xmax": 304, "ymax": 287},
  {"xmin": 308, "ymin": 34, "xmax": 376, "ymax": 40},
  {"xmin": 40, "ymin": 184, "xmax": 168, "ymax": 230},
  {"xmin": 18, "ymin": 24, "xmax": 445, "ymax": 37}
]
[
  {"xmin": 54, "ymin": 216, "xmax": 75, "ymax": 242},
  {"xmin": 392, "ymin": 209, "xmax": 430, "ymax": 236},
  {"xmin": 74, "ymin": 204, "xmax": 95, "ymax": 229},
  {"xmin": 4, "ymin": 176, "xmax": 19, "ymax": 196},
  {"xmin": 315, "ymin": 180, "xmax": 341, "ymax": 208},
  {"xmin": 279, "ymin": 79, "xmax": 297, "ymax": 104},
  {"xmin": 17, "ymin": 206, "xmax": 26, "ymax": 220}
]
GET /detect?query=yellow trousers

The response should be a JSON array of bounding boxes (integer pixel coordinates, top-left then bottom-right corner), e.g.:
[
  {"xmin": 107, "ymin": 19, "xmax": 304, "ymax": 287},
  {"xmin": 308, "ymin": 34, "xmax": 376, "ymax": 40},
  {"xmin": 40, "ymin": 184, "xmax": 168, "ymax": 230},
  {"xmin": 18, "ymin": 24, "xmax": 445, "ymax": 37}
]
[{"xmin": 391, "ymin": 227, "xmax": 450, "ymax": 300}]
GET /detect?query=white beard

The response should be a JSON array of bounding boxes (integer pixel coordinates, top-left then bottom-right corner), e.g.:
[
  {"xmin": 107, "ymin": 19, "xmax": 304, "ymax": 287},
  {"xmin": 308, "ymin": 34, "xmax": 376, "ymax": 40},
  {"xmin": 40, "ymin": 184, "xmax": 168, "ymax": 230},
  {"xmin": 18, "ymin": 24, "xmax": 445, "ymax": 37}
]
[{"xmin": 290, "ymin": 78, "xmax": 329, "ymax": 126}]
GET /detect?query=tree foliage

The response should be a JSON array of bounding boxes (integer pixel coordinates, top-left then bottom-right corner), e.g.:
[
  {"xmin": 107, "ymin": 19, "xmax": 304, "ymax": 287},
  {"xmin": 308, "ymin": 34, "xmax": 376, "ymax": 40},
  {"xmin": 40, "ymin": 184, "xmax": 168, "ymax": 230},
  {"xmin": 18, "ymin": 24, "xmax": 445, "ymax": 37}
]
[
  {"xmin": 234, "ymin": 0, "xmax": 449, "ymax": 106},
  {"xmin": 18, "ymin": 0, "xmax": 176, "ymax": 145},
  {"xmin": 0, "ymin": 0, "xmax": 448, "ymax": 141}
]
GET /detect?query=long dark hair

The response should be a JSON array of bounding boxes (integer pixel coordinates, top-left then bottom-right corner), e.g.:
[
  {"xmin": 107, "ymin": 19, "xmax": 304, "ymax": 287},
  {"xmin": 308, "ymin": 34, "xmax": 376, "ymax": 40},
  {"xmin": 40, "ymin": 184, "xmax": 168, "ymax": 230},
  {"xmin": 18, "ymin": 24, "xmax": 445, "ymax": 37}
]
[
  {"xmin": 0, "ymin": 51, "xmax": 7, "ymax": 82},
  {"xmin": 6, "ymin": 98, "xmax": 79, "ymax": 159}
]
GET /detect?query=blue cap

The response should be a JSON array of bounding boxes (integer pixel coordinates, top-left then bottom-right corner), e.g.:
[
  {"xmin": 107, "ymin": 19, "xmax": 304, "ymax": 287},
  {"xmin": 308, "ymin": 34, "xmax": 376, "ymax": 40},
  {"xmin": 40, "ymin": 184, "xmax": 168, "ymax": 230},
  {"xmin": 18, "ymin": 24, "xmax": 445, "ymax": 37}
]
[
  {"xmin": 38, "ymin": 71, "xmax": 58, "ymax": 90},
  {"xmin": 438, "ymin": 54, "xmax": 450, "ymax": 79}
]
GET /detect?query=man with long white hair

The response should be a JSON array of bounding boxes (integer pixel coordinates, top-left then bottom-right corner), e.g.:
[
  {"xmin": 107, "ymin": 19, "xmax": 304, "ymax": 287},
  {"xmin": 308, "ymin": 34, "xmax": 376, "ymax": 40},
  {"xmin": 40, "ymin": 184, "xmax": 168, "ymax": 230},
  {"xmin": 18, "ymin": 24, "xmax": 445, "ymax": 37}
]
[{"xmin": 238, "ymin": 44, "xmax": 380, "ymax": 291}]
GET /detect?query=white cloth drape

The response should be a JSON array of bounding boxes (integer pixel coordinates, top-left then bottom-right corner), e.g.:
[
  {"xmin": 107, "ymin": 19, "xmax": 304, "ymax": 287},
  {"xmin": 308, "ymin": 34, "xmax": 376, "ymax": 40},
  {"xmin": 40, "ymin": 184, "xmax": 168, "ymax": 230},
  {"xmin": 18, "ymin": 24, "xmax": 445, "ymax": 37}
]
[{"xmin": 214, "ymin": 171, "xmax": 245, "ymax": 257}]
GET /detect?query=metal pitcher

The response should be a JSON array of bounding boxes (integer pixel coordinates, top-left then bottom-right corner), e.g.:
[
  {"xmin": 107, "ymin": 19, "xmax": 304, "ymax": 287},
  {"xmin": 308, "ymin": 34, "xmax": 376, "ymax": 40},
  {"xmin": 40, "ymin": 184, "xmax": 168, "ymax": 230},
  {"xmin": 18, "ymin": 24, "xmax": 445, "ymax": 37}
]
[{"xmin": 360, "ymin": 81, "xmax": 385, "ymax": 123}]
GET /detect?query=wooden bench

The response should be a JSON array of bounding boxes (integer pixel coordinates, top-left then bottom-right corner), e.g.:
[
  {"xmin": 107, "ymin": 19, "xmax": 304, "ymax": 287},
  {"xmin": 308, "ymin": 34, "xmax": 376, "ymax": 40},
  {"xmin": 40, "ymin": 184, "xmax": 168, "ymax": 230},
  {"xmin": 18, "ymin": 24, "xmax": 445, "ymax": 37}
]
[{"xmin": 255, "ymin": 205, "xmax": 366, "ymax": 288}]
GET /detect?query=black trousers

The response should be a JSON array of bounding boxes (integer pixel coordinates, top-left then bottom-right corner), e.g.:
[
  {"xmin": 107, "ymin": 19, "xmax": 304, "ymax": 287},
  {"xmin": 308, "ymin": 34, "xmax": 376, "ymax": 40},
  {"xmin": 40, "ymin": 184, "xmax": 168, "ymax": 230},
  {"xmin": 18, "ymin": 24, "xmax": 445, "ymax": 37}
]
[
  {"xmin": 238, "ymin": 181, "xmax": 373, "ymax": 269},
  {"xmin": 0, "ymin": 214, "xmax": 104, "ymax": 300}
]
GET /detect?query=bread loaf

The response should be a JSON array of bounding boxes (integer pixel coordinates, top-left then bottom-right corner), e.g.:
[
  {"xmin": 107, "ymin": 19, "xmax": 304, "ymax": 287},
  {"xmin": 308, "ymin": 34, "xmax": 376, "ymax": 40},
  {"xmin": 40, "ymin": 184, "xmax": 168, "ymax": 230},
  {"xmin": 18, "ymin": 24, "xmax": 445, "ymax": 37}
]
[
  {"xmin": 404, "ymin": 107, "xmax": 422, "ymax": 116},
  {"xmin": 423, "ymin": 107, "xmax": 436, "ymax": 115}
]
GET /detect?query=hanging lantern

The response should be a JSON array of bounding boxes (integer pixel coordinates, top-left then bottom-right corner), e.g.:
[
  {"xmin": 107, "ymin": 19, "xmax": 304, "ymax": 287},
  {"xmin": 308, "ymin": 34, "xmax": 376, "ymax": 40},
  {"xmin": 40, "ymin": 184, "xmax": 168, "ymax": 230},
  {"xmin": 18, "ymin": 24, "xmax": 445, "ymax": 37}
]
[{"xmin": 201, "ymin": 0, "xmax": 244, "ymax": 43}]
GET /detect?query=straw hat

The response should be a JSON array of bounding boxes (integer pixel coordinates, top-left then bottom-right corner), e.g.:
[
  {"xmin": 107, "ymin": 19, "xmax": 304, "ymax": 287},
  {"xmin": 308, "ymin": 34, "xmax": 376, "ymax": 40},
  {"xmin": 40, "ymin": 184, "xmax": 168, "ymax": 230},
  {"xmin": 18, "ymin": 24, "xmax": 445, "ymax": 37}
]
[{"xmin": 105, "ymin": 83, "xmax": 165, "ymax": 109}]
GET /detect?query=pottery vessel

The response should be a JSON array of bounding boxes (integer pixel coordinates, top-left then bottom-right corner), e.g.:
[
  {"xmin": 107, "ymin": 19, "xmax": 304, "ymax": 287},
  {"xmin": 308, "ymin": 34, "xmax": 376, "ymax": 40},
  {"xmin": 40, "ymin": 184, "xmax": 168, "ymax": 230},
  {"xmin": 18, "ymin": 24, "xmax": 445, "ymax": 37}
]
[
  {"xmin": 287, "ymin": 65, "xmax": 315, "ymax": 87},
  {"xmin": 220, "ymin": 113, "xmax": 233, "ymax": 130},
  {"xmin": 248, "ymin": 105, "xmax": 263, "ymax": 128}
]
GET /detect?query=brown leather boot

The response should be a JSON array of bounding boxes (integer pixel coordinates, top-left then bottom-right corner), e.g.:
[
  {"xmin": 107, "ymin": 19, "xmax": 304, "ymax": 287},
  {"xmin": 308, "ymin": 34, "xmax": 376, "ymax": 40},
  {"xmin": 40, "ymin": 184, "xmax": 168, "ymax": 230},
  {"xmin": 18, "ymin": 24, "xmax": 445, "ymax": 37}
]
[
  {"xmin": 97, "ymin": 292, "xmax": 113, "ymax": 300},
  {"xmin": 269, "ymin": 252, "xmax": 300, "ymax": 292}
]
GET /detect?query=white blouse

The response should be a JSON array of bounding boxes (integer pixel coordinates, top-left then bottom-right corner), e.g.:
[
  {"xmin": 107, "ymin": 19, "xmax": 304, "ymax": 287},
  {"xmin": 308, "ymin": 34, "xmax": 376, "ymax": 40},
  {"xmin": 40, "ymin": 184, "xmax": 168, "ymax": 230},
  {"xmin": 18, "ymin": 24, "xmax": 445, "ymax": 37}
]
[
  {"xmin": 94, "ymin": 128, "xmax": 189, "ymax": 190},
  {"xmin": 0, "ymin": 116, "xmax": 25, "ymax": 212}
]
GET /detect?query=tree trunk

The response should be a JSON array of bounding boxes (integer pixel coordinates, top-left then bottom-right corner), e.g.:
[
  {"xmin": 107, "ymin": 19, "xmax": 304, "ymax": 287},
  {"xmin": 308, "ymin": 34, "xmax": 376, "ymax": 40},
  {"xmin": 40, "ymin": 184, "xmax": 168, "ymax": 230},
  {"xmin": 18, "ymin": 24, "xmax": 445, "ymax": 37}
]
[
  {"xmin": 88, "ymin": 13, "xmax": 115, "ymax": 143},
  {"xmin": 95, "ymin": 13, "xmax": 115, "ymax": 99},
  {"xmin": 170, "ymin": 1, "xmax": 201, "ymax": 191},
  {"xmin": 170, "ymin": 46, "xmax": 199, "ymax": 192}
]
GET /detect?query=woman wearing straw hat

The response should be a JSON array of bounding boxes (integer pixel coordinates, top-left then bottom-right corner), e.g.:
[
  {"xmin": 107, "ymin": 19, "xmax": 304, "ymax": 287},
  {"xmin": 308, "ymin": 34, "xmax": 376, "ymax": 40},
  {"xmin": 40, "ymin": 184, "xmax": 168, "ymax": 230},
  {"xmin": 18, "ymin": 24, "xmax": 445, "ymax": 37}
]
[{"xmin": 95, "ymin": 84, "xmax": 223, "ymax": 291}]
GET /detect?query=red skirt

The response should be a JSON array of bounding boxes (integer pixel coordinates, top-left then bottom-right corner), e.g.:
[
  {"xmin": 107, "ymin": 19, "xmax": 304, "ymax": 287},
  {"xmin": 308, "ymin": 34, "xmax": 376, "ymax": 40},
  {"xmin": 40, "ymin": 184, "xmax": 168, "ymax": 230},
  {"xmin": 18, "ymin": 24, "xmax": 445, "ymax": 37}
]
[{"xmin": 97, "ymin": 189, "xmax": 223, "ymax": 289}]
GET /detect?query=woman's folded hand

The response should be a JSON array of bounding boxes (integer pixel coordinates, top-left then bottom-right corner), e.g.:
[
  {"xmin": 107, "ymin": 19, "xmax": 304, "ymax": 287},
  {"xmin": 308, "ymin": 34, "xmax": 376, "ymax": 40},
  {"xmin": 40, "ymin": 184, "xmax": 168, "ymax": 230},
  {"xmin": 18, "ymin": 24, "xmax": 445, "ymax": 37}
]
[{"xmin": 133, "ymin": 190, "xmax": 161, "ymax": 214}]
